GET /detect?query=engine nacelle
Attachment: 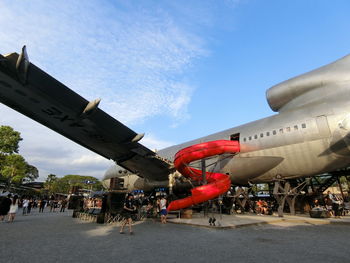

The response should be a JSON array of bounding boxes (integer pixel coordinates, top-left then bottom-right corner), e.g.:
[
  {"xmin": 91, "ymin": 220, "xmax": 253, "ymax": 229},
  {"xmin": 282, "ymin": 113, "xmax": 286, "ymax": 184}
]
[{"xmin": 103, "ymin": 164, "xmax": 130, "ymax": 180}]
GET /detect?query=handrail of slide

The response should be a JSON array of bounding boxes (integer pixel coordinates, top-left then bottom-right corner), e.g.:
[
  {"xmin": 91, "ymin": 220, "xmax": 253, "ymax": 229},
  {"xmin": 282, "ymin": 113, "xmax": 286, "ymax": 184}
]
[{"xmin": 167, "ymin": 140, "xmax": 240, "ymax": 211}]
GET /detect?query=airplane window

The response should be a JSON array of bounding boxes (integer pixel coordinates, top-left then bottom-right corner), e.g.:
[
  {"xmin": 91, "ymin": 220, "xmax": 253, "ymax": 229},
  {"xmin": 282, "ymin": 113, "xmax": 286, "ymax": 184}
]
[
  {"xmin": 249, "ymin": 136, "xmax": 252, "ymax": 140},
  {"xmin": 260, "ymin": 133, "xmax": 263, "ymax": 138},
  {"xmin": 302, "ymin": 123, "xmax": 306, "ymax": 128},
  {"xmin": 243, "ymin": 138, "xmax": 246, "ymax": 142},
  {"xmin": 266, "ymin": 131, "xmax": 270, "ymax": 136},
  {"xmin": 294, "ymin": 125, "xmax": 298, "ymax": 130},
  {"xmin": 279, "ymin": 128, "xmax": 283, "ymax": 134},
  {"xmin": 273, "ymin": 130, "xmax": 276, "ymax": 135},
  {"xmin": 254, "ymin": 135, "xmax": 258, "ymax": 139},
  {"xmin": 286, "ymin": 127, "xmax": 291, "ymax": 132}
]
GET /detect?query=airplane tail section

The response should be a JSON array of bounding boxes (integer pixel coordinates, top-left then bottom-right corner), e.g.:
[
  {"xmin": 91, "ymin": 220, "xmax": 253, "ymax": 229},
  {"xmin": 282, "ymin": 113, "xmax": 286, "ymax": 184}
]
[
  {"xmin": 266, "ymin": 54, "xmax": 350, "ymax": 112},
  {"xmin": 167, "ymin": 140, "xmax": 240, "ymax": 211}
]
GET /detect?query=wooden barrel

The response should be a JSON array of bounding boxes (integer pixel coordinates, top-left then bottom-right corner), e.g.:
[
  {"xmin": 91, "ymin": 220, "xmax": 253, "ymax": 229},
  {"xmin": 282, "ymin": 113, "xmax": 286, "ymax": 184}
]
[{"xmin": 181, "ymin": 209, "xmax": 193, "ymax": 219}]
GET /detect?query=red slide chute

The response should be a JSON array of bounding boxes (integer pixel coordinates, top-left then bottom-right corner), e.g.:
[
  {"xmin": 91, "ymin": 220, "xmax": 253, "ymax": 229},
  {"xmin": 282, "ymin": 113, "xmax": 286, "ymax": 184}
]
[{"xmin": 167, "ymin": 140, "xmax": 240, "ymax": 211}]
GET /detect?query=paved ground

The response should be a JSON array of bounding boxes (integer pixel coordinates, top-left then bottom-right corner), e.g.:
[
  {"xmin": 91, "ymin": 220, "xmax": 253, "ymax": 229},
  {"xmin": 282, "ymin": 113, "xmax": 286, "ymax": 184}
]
[
  {"xmin": 167, "ymin": 211, "xmax": 350, "ymax": 228},
  {"xmin": 1, "ymin": 209, "xmax": 349, "ymax": 263}
]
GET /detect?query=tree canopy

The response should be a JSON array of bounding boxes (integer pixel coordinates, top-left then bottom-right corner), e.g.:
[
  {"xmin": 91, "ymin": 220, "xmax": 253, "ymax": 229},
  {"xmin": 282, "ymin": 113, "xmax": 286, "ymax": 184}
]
[
  {"xmin": 44, "ymin": 174, "xmax": 103, "ymax": 194},
  {"xmin": 1, "ymin": 154, "xmax": 27, "ymax": 184},
  {"xmin": 0, "ymin": 125, "xmax": 22, "ymax": 155},
  {"xmin": 0, "ymin": 125, "xmax": 38, "ymax": 188}
]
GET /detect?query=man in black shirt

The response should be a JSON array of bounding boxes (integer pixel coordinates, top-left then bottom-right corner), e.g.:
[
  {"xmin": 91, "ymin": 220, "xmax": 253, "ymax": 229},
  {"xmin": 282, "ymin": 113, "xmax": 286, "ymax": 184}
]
[
  {"xmin": 0, "ymin": 194, "xmax": 12, "ymax": 221},
  {"xmin": 120, "ymin": 194, "xmax": 136, "ymax": 235}
]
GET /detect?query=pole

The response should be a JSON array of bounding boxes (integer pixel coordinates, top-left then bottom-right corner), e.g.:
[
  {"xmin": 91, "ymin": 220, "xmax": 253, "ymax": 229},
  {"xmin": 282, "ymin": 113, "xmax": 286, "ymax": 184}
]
[
  {"xmin": 336, "ymin": 176, "xmax": 345, "ymax": 201},
  {"xmin": 201, "ymin": 158, "xmax": 207, "ymax": 218},
  {"xmin": 201, "ymin": 158, "xmax": 206, "ymax": 185}
]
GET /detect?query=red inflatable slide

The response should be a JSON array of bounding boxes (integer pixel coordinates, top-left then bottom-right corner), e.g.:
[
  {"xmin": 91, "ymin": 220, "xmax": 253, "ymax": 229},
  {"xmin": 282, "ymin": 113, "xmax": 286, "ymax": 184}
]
[{"xmin": 167, "ymin": 140, "xmax": 240, "ymax": 211}]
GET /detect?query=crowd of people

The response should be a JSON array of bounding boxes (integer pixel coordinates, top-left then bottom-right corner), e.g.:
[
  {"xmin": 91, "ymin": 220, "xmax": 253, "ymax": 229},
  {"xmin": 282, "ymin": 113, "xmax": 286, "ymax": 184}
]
[
  {"xmin": 1, "ymin": 188, "xmax": 349, "ymax": 228},
  {"xmin": 118, "ymin": 193, "xmax": 168, "ymax": 235},
  {"xmin": 255, "ymin": 199, "xmax": 272, "ymax": 215},
  {"xmin": 312, "ymin": 191, "xmax": 350, "ymax": 218},
  {"xmin": 0, "ymin": 193, "xmax": 69, "ymax": 222},
  {"xmin": 254, "ymin": 191, "xmax": 350, "ymax": 218},
  {"xmin": 83, "ymin": 197, "xmax": 102, "ymax": 209}
]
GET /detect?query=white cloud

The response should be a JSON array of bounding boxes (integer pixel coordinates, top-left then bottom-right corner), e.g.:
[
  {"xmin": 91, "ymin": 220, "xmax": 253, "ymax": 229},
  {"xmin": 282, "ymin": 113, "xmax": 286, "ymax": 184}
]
[
  {"xmin": 141, "ymin": 135, "xmax": 174, "ymax": 152},
  {"xmin": 0, "ymin": 0, "xmax": 206, "ymax": 125}
]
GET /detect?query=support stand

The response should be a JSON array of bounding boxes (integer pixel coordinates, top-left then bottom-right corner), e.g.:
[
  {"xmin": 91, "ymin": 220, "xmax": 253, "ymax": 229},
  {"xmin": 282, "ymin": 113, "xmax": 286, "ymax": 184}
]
[
  {"xmin": 201, "ymin": 158, "xmax": 207, "ymax": 184},
  {"xmin": 273, "ymin": 180, "xmax": 307, "ymax": 217},
  {"xmin": 233, "ymin": 187, "xmax": 250, "ymax": 213},
  {"xmin": 336, "ymin": 176, "xmax": 345, "ymax": 201}
]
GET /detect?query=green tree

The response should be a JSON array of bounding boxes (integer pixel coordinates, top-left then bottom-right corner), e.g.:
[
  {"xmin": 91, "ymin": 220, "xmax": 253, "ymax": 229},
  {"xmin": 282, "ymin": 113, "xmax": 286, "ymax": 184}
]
[
  {"xmin": 0, "ymin": 125, "xmax": 22, "ymax": 155},
  {"xmin": 24, "ymin": 164, "xmax": 39, "ymax": 182},
  {"xmin": 50, "ymin": 178, "xmax": 70, "ymax": 194},
  {"xmin": 43, "ymin": 174, "xmax": 103, "ymax": 195},
  {"xmin": 0, "ymin": 154, "xmax": 27, "ymax": 188},
  {"xmin": 44, "ymin": 174, "xmax": 58, "ymax": 194},
  {"xmin": 0, "ymin": 125, "xmax": 39, "ymax": 188},
  {"xmin": 46, "ymin": 173, "xmax": 58, "ymax": 183},
  {"xmin": 61, "ymin": 174, "xmax": 103, "ymax": 193}
]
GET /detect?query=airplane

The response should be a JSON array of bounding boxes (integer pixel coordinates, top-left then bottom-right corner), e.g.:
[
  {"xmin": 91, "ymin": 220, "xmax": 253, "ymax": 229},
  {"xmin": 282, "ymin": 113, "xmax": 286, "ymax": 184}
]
[{"xmin": 1, "ymin": 46, "xmax": 350, "ymax": 210}]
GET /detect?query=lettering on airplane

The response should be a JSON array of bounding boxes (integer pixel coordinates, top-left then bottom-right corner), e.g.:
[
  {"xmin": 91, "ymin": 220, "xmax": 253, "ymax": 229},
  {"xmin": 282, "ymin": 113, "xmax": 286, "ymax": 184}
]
[{"xmin": 41, "ymin": 105, "xmax": 108, "ymax": 142}]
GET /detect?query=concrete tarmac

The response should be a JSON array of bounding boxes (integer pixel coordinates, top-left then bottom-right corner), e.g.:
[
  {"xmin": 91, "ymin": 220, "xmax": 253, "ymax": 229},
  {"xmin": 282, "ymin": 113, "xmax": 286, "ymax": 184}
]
[
  {"xmin": 1, "ymin": 209, "xmax": 349, "ymax": 263},
  {"xmin": 167, "ymin": 211, "xmax": 350, "ymax": 228}
]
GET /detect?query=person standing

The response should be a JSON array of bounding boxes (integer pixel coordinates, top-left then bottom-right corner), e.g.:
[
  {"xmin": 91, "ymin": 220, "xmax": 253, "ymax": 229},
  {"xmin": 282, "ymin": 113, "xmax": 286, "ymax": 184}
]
[
  {"xmin": 120, "ymin": 194, "xmax": 136, "ymax": 235},
  {"xmin": 22, "ymin": 197, "xmax": 29, "ymax": 215},
  {"xmin": 49, "ymin": 195, "xmax": 55, "ymax": 212},
  {"xmin": 60, "ymin": 199, "xmax": 67, "ymax": 212},
  {"xmin": 53, "ymin": 199, "xmax": 58, "ymax": 212},
  {"xmin": 8, "ymin": 195, "xmax": 19, "ymax": 222},
  {"xmin": 27, "ymin": 198, "xmax": 33, "ymax": 214},
  {"xmin": 0, "ymin": 194, "xmax": 12, "ymax": 221},
  {"xmin": 159, "ymin": 195, "xmax": 167, "ymax": 224},
  {"xmin": 156, "ymin": 197, "xmax": 161, "ymax": 219},
  {"xmin": 39, "ymin": 198, "xmax": 46, "ymax": 213},
  {"xmin": 328, "ymin": 191, "xmax": 342, "ymax": 218}
]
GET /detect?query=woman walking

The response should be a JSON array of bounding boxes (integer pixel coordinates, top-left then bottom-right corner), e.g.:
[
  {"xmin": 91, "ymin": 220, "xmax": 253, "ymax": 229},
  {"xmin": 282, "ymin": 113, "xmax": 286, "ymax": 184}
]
[
  {"xmin": 120, "ymin": 194, "xmax": 136, "ymax": 235},
  {"xmin": 8, "ymin": 195, "xmax": 19, "ymax": 222},
  {"xmin": 160, "ymin": 195, "xmax": 167, "ymax": 224}
]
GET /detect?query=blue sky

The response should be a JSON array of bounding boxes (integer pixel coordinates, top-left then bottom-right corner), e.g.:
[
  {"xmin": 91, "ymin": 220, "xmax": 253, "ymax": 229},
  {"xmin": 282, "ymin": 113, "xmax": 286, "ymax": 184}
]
[{"xmin": 1, "ymin": 0, "xmax": 350, "ymax": 180}]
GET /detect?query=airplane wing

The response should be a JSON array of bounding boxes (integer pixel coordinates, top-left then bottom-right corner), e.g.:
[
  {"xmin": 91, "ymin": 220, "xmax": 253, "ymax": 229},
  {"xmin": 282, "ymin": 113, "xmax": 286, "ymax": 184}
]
[{"xmin": 0, "ymin": 47, "xmax": 173, "ymax": 182}]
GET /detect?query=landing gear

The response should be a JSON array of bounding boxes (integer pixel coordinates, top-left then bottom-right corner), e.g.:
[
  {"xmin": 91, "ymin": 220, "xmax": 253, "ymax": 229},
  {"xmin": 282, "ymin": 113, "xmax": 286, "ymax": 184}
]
[{"xmin": 273, "ymin": 180, "xmax": 307, "ymax": 217}]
